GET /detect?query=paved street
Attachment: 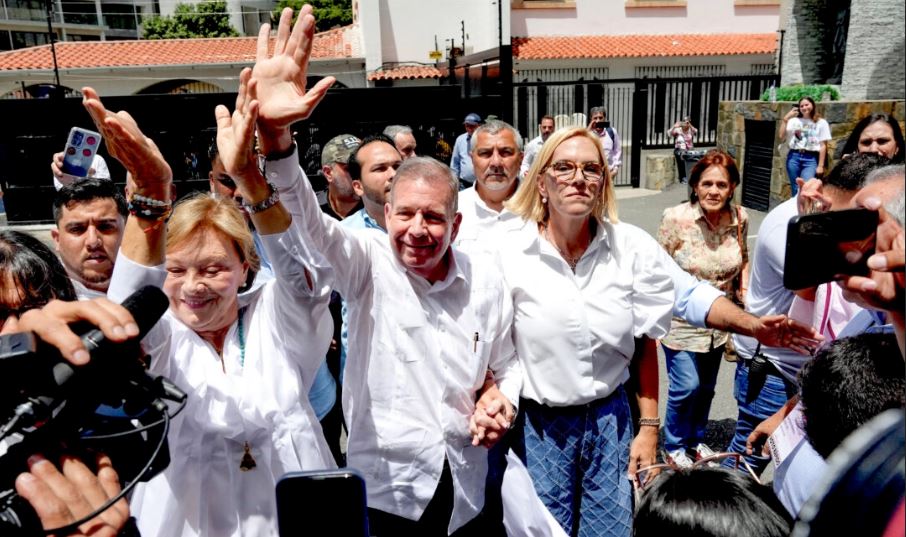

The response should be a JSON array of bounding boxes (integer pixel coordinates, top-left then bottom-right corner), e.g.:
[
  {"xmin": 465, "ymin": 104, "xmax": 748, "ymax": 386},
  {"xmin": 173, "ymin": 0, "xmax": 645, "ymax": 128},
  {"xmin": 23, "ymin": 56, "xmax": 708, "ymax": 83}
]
[{"xmin": 617, "ymin": 183, "xmax": 770, "ymax": 471}]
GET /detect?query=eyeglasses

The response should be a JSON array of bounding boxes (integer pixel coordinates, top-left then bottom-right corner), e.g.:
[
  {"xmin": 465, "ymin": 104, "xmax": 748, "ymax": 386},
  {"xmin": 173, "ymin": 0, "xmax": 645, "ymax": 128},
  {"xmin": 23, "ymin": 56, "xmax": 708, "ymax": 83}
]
[
  {"xmin": 630, "ymin": 452, "xmax": 762, "ymax": 506},
  {"xmin": 545, "ymin": 160, "xmax": 605, "ymax": 184}
]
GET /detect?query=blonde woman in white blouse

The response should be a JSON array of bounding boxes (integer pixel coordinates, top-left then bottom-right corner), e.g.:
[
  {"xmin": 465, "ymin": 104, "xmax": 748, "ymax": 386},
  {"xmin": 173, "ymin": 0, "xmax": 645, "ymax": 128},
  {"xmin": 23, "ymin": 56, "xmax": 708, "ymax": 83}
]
[{"xmin": 499, "ymin": 127, "xmax": 674, "ymax": 537}]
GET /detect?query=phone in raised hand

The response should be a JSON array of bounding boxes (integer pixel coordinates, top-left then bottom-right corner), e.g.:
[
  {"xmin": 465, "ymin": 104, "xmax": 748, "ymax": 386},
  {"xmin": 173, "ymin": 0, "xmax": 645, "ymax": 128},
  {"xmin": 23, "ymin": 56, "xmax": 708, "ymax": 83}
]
[
  {"xmin": 61, "ymin": 127, "xmax": 102, "ymax": 178},
  {"xmin": 783, "ymin": 208, "xmax": 878, "ymax": 290}
]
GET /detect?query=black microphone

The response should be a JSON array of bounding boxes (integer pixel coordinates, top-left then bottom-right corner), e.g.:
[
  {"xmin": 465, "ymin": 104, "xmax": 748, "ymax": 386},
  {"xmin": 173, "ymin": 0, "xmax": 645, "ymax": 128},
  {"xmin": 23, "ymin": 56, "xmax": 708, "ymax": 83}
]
[
  {"xmin": 47, "ymin": 285, "xmax": 169, "ymax": 389},
  {"xmin": 0, "ymin": 286, "xmax": 170, "ymax": 429}
]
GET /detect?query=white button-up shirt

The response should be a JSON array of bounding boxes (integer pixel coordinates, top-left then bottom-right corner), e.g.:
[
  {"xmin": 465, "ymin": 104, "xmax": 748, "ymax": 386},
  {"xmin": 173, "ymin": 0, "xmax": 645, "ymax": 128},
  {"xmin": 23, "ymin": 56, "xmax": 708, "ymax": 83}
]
[
  {"xmin": 266, "ymin": 151, "xmax": 522, "ymax": 533},
  {"xmin": 108, "ymin": 229, "xmax": 335, "ymax": 537},
  {"xmin": 454, "ymin": 185, "xmax": 522, "ymax": 255},
  {"xmin": 520, "ymin": 135, "xmax": 544, "ymax": 178},
  {"xmin": 499, "ymin": 219, "xmax": 673, "ymax": 406}
]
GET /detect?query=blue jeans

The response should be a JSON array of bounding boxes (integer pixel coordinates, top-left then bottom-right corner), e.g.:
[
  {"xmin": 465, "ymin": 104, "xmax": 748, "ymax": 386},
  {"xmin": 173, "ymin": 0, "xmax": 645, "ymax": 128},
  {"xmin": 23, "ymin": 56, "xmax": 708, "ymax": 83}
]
[
  {"xmin": 786, "ymin": 150, "xmax": 818, "ymax": 196},
  {"xmin": 663, "ymin": 345, "xmax": 723, "ymax": 452},
  {"xmin": 724, "ymin": 360, "xmax": 798, "ymax": 474},
  {"xmin": 512, "ymin": 387, "xmax": 633, "ymax": 537}
]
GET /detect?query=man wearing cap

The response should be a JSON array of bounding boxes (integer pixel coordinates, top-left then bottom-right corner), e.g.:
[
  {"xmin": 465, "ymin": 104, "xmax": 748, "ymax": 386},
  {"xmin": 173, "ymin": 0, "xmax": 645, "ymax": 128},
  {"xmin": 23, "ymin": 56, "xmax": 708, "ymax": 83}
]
[
  {"xmin": 451, "ymin": 113, "xmax": 481, "ymax": 189},
  {"xmin": 321, "ymin": 134, "xmax": 364, "ymax": 220}
]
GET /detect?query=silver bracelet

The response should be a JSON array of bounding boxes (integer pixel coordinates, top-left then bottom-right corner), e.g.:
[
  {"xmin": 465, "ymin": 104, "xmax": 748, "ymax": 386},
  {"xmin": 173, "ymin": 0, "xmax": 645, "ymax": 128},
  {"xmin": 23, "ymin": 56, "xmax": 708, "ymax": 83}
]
[{"xmin": 242, "ymin": 182, "xmax": 280, "ymax": 214}]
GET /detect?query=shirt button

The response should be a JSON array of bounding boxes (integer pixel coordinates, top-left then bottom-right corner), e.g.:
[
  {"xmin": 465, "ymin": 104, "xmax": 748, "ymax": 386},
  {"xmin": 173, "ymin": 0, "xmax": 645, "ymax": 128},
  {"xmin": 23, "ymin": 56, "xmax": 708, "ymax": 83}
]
[{"xmin": 268, "ymin": 171, "xmax": 278, "ymax": 179}]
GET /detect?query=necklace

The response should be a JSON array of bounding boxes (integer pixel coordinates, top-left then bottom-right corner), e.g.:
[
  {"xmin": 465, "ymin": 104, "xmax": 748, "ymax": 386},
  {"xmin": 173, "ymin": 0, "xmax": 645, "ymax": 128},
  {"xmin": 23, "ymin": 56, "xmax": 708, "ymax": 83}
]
[
  {"xmin": 544, "ymin": 226, "xmax": 581, "ymax": 271},
  {"xmin": 237, "ymin": 306, "xmax": 246, "ymax": 368}
]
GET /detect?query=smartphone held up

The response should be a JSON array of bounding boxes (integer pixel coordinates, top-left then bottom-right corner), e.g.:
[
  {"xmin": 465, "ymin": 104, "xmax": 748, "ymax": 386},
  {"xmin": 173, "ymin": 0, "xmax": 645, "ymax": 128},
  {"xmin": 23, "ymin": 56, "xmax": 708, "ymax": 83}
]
[
  {"xmin": 61, "ymin": 126, "xmax": 103, "ymax": 178},
  {"xmin": 783, "ymin": 208, "xmax": 878, "ymax": 290}
]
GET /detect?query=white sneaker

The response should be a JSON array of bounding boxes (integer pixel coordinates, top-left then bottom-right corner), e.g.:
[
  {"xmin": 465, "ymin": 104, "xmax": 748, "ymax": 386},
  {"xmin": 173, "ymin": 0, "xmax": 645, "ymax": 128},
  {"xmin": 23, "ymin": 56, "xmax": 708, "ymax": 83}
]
[
  {"xmin": 694, "ymin": 443, "xmax": 719, "ymax": 466},
  {"xmin": 666, "ymin": 448, "xmax": 694, "ymax": 469}
]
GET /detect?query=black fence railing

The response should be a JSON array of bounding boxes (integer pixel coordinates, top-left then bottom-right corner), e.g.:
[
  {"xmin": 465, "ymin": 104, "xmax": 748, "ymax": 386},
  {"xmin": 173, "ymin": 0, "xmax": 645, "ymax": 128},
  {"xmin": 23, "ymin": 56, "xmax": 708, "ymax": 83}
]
[
  {"xmin": 0, "ymin": 87, "xmax": 478, "ymax": 224},
  {"xmin": 637, "ymin": 75, "xmax": 778, "ymax": 148},
  {"xmin": 513, "ymin": 74, "xmax": 779, "ymax": 187},
  {"xmin": 514, "ymin": 78, "xmax": 636, "ymax": 186}
]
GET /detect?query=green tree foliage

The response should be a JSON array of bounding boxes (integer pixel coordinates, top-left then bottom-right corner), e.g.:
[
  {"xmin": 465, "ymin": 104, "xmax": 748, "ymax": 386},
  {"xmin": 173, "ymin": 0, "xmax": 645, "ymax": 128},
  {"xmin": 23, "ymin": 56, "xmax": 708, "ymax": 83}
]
[
  {"xmin": 271, "ymin": 0, "xmax": 352, "ymax": 31},
  {"xmin": 143, "ymin": 1, "xmax": 239, "ymax": 39}
]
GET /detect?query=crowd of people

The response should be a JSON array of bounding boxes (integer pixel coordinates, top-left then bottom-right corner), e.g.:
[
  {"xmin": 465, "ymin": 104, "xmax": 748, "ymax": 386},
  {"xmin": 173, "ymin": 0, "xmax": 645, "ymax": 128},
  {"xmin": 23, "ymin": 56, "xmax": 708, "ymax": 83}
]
[{"xmin": 0, "ymin": 6, "xmax": 903, "ymax": 537}]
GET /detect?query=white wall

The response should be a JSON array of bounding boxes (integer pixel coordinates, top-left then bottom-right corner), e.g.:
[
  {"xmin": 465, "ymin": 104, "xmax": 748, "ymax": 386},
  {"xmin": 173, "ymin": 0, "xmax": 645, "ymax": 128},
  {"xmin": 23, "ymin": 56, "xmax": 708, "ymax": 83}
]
[
  {"xmin": 0, "ymin": 59, "xmax": 366, "ymax": 97},
  {"xmin": 366, "ymin": 0, "xmax": 509, "ymax": 69},
  {"xmin": 516, "ymin": 54, "xmax": 775, "ymax": 79},
  {"xmin": 512, "ymin": 0, "xmax": 779, "ymax": 37}
]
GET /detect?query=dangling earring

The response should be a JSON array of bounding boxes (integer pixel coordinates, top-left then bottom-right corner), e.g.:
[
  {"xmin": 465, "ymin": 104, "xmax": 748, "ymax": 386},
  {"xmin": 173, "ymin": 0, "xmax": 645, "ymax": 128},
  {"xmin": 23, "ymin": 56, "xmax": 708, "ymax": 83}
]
[{"xmin": 541, "ymin": 196, "xmax": 548, "ymax": 204}]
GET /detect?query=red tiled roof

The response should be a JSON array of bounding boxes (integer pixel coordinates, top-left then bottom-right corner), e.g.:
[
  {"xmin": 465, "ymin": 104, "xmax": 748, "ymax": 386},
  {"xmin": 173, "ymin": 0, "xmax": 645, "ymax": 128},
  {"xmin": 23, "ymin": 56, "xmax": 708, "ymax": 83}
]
[
  {"xmin": 512, "ymin": 33, "xmax": 776, "ymax": 60},
  {"xmin": 368, "ymin": 65, "xmax": 444, "ymax": 81},
  {"xmin": 0, "ymin": 26, "xmax": 355, "ymax": 71}
]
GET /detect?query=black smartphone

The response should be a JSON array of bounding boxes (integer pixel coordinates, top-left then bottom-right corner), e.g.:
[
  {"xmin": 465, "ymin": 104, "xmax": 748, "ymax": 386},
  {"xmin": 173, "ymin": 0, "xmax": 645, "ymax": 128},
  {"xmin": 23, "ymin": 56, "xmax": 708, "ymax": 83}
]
[
  {"xmin": 594, "ymin": 120, "xmax": 607, "ymax": 130},
  {"xmin": 783, "ymin": 208, "xmax": 878, "ymax": 290},
  {"xmin": 276, "ymin": 469, "xmax": 369, "ymax": 536}
]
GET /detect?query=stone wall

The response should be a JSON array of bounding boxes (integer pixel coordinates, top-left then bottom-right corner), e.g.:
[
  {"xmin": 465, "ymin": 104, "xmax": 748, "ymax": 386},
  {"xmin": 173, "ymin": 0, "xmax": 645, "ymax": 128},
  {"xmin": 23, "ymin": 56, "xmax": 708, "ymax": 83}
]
[
  {"xmin": 642, "ymin": 149, "xmax": 680, "ymax": 191},
  {"xmin": 780, "ymin": 0, "xmax": 905, "ymax": 100},
  {"xmin": 841, "ymin": 0, "xmax": 906, "ymax": 100},
  {"xmin": 716, "ymin": 99, "xmax": 905, "ymax": 208},
  {"xmin": 780, "ymin": 0, "xmax": 830, "ymax": 86}
]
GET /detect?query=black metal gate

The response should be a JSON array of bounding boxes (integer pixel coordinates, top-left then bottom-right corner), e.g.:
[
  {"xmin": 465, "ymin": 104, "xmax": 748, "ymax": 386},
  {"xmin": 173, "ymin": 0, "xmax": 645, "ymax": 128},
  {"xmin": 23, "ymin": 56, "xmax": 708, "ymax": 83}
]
[
  {"xmin": 514, "ymin": 74, "xmax": 779, "ymax": 188},
  {"xmin": 741, "ymin": 119, "xmax": 777, "ymax": 212}
]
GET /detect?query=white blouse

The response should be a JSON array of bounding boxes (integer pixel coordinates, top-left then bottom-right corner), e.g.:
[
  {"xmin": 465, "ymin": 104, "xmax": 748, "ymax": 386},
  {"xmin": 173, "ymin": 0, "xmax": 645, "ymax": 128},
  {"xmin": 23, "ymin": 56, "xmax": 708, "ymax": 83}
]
[
  {"xmin": 499, "ymin": 219, "xmax": 674, "ymax": 407},
  {"xmin": 107, "ymin": 228, "xmax": 335, "ymax": 537}
]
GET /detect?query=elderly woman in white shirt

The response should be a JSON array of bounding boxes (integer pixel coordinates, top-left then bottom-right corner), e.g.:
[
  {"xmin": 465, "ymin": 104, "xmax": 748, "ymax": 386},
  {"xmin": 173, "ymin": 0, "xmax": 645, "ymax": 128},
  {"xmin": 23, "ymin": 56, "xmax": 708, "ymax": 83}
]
[
  {"xmin": 85, "ymin": 81, "xmax": 335, "ymax": 537},
  {"xmin": 499, "ymin": 127, "xmax": 674, "ymax": 537}
]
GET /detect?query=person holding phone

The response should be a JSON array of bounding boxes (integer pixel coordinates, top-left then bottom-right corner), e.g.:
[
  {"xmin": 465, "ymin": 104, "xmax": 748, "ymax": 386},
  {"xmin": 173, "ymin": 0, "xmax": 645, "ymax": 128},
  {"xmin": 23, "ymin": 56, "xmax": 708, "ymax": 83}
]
[
  {"xmin": 779, "ymin": 97, "xmax": 830, "ymax": 196},
  {"xmin": 657, "ymin": 150, "xmax": 748, "ymax": 468},
  {"xmin": 668, "ymin": 116, "xmax": 698, "ymax": 183},
  {"xmin": 588, "ymin": 106, "xmax": 622, "ymax": 177}
]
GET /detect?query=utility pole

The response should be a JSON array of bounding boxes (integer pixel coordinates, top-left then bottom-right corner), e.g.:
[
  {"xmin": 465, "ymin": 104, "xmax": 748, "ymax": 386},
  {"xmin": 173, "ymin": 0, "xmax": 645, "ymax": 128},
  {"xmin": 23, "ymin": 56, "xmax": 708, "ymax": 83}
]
[{"xmin": 44, "ymin": 0, "xmax": 62, "ymax": 93}]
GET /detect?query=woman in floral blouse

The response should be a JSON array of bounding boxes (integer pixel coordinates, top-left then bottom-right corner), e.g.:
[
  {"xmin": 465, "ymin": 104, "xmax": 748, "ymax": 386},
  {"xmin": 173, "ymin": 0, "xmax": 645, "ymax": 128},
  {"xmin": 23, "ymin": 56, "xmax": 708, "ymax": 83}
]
[{"xmin": 657, "ymin": 149, "xmax": 749, "ymax": 467}]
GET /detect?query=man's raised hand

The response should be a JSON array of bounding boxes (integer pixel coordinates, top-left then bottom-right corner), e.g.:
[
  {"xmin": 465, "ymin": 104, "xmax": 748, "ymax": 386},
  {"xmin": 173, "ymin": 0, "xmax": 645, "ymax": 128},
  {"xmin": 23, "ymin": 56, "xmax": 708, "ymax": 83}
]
[{"xmin": 251, "ymin": 6, "xmax": 335, "ymax": 147}]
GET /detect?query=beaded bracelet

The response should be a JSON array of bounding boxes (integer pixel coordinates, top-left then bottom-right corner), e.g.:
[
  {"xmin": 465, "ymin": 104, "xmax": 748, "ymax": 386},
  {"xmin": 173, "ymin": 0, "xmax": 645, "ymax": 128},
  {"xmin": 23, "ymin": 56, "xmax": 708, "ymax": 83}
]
[
  {"xmin": 242, "ymin": 182, "xmax": 280, "ymax": 214},
  {"xmin": 128, "ymin": 193, "xmax": 172, "ymax": 221},
  {"xmin": 638, "ymin": 417, "xmax": 661, "ymax": 428}
]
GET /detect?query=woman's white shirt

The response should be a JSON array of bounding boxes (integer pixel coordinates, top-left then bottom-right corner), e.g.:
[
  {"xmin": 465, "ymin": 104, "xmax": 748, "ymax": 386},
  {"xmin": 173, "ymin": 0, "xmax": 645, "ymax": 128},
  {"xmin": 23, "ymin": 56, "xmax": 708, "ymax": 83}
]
[
  {"xmin": 786, "ymin": 117, "xmax": 831, "ymax": 152},
  {"xmin": 500, "ymin": 219, "xmax": 674, "ymax": 407},
  {"xmin": 107, "ymin": 229, "xmax": 335, "ymax": 537}
]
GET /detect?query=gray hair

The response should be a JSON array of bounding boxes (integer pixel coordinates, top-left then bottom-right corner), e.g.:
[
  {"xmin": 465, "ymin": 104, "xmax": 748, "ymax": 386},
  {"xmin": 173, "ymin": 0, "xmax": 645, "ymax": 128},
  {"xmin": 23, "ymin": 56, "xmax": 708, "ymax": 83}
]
[
  {"xmin": 469, "ymin": 119, "xmax": 524, "ymax": 152},
  {"xmin": 389, "ymin": 156, "xmax": 459, "ymax": 216},
  {"xmin": 383, "ymin": 125, "xmax": 413, "ymax": 140},
  {"xmin": 865, "ymin": 164, "xmax": 905, "ymax": 227},
  {"xmin": 590, "ymin": 106, "xmax": 607, "ymax": 117}
]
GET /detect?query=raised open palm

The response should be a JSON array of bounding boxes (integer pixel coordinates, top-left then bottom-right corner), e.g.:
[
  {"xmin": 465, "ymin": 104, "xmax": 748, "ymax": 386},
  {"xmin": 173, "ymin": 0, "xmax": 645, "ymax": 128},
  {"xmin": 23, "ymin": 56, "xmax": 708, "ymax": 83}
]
[{"xmin": 251, "ymin": 6, "xmax": 335, "ymax": 131}]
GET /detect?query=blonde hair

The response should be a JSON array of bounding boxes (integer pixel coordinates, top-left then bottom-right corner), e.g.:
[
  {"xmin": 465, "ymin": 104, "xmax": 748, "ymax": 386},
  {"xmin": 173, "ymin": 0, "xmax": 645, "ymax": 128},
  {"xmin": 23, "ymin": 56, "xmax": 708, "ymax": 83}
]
[
  {"xmin": 166, "ymin": 193, "xmax": 260, "ymax": 273},
  {"xmin": 506, "ymin": 127, "xmax": 619, "ymax": 223}
]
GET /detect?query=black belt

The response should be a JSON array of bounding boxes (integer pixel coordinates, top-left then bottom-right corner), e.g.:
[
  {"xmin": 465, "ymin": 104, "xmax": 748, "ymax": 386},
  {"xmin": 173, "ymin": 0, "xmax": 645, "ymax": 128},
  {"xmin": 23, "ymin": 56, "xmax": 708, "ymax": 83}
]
[{"xmin": 793, "ymin": 149, "xmax": 819, "ymax": 155}]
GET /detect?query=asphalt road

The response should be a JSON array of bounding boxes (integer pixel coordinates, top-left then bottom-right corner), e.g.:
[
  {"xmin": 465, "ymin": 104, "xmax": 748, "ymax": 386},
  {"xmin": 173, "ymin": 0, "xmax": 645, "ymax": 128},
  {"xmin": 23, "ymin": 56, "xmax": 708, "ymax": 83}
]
[{"xmin": 615, "ymin": 183, "xmax": 770, "ymax": 469}]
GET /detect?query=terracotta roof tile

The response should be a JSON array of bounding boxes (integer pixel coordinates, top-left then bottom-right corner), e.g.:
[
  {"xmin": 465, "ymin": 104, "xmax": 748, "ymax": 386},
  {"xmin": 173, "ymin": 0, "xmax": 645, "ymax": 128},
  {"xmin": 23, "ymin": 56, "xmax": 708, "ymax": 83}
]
[
  {"xmin": 0, "ymin": 26, "xmax": 355, "ymax": 71},
  {"xmin": 512, "ymin": 33, "xmax": 776, "ymax": 60},
  {"xmin": 368, "ymin": 65, "xmax": 443, "ymax": 81}
]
